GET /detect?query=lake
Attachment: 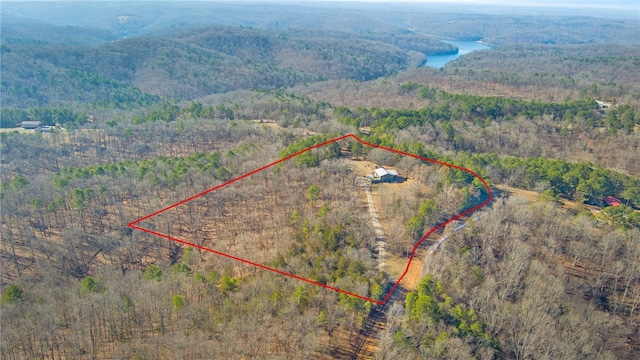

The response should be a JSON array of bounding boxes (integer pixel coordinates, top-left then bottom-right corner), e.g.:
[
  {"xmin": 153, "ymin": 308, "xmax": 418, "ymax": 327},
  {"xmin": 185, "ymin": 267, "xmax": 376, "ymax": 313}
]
[{"xmin": 424, "ymin": 40, "xmax": 492, "ymax": 68}]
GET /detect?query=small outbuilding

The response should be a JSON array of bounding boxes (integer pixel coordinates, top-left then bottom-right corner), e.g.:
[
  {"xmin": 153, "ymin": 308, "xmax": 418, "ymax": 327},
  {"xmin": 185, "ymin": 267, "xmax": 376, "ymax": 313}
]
[{"xmin": 20, "ymin": 121, "xmax": 41, "ymax": 130}]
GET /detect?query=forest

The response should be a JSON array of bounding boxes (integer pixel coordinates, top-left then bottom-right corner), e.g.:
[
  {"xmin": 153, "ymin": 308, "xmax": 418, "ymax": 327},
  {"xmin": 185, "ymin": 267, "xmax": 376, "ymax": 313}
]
[{"xmin": 1, "ymin": 1, "xmax": 640, "ymax": 359}]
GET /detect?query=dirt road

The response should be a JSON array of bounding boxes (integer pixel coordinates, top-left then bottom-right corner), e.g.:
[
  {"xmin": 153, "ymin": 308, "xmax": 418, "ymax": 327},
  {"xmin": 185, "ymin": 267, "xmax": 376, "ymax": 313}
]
[{"xmin": 364, "ymin": 186, "xmax": 386, "ymax": 271}]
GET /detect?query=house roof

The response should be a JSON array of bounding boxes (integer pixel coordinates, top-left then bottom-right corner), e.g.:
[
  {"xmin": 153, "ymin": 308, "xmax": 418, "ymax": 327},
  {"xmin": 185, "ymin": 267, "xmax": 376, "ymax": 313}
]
[
  {"xmin": 374, "ymin": 168, "xmax": 398, "ymax": 177},
  {"xmin": 604, "ymin": 196, "xmax": 622, "ymax": 207},
  {"xmin": 21, "ymin": 121, "xmax": 41, "ymax": 127}
]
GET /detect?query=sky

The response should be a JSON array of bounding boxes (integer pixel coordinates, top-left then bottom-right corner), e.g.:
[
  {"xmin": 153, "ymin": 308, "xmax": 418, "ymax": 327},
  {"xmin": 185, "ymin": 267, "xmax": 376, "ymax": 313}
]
[
  {"xmin": 3, "ymin": 0, "xmax": 638, "ymax": 11},
  {"xmin": 308, "ymin": 0, "xmax": 638, "ymax": 10}
]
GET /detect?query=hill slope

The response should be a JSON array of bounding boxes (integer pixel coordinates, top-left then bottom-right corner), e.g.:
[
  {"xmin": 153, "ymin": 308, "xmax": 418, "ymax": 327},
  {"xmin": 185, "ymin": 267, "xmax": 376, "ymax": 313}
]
[{"xmin": 1, "ymin": 25, "xmax": 439, "ymax": 107}]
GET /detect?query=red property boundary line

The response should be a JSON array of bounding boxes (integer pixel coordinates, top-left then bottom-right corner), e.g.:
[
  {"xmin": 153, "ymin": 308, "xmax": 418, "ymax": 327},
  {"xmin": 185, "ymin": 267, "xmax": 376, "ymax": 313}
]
[{"xmin": 129, "ymin": 134, "xmax": 493, "ymax": 305}]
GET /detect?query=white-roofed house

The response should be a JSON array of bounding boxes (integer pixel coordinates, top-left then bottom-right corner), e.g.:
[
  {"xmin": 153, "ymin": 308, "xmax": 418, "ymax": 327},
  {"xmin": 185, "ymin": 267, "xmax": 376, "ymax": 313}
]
[{"xmin": 367, "ymin": 167, "xmax": 398, "ymax": 183}]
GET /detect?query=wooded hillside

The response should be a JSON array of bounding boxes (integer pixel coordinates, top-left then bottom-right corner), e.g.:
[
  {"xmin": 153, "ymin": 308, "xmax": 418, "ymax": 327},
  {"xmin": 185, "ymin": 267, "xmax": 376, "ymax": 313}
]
[
  {"xmin": 1, "ymin": 25, "xmax": 429, "ymax": 108},
  {"xmin": 1, "ymin": 2, "xmax": 639, "ymax": 359}
]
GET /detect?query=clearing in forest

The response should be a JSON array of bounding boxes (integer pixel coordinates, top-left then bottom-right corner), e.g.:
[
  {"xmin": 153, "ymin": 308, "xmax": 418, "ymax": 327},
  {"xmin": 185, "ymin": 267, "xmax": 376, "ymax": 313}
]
[{"xmin": 129, "ymin": 134, "xmax": 492, "ymax": 304}]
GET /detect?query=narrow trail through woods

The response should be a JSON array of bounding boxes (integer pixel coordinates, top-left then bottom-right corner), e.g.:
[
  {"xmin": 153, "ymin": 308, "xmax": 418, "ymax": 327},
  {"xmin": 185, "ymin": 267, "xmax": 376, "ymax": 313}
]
[{"xmin": 365, "ymin": 186, "xmax": 386, "ymax": 271}]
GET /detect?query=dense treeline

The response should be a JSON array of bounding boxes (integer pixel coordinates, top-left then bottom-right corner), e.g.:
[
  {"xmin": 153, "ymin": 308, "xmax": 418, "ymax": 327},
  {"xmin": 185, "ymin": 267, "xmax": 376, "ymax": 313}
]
[
  {"xmin": 0, "ymin": 107, "xmax": 87, "ymax": 128},
  {"xmin": 469, "ymin": 154, "xmax": 640, "ymax": 208},
  {"xmin": 50, "ymin": 149, "xmax": 236, "ymax": 191},
  {"xmin": 337, "ymin": 85, "xmax": 604, "ymax": 129},
  {"xmin": 602, "ymin": 104, "xmax": 640, "ymax": 134},
  {"xmin": 385, "ymin": 275, "xmax": 500, "ymax": 358},
  {"xmin": 278, "ymin": 134, "xmax": 342, "ymax": 167},
  {"xmin": 120, "ymin": 93, "xmax": 328, "ymax": 129},
  {"xmin": 356, "ymin": 32, "xmax": 457, "ymax": 56}
]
